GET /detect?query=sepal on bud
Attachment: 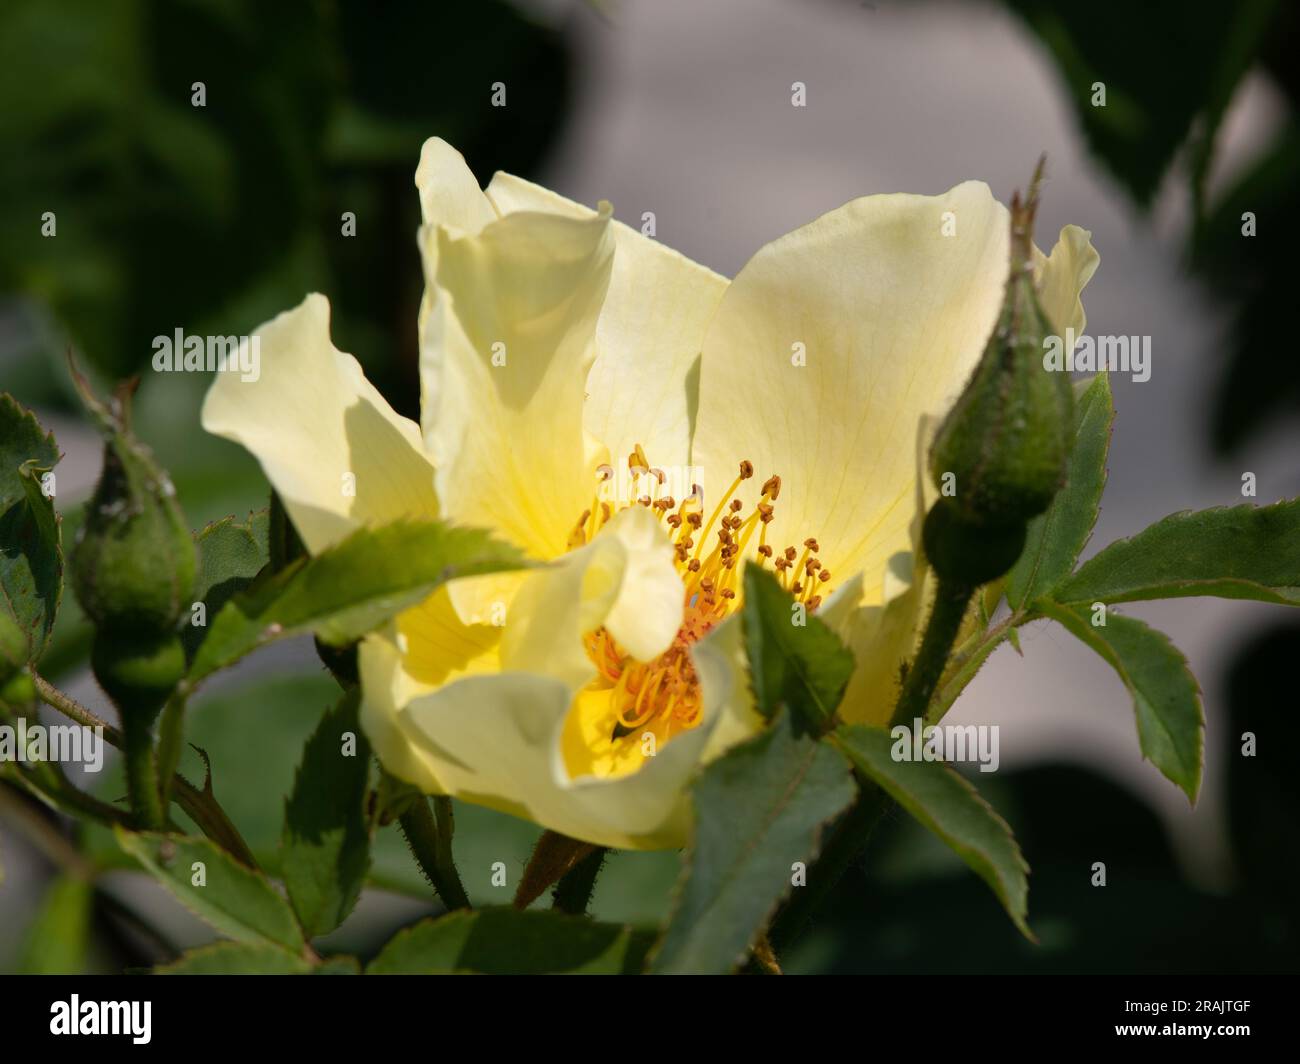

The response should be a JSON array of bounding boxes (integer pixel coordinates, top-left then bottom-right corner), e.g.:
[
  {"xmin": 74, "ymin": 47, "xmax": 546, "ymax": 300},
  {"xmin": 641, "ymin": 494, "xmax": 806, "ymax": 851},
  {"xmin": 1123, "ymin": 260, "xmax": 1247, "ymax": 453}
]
[
  {"xmin": 929, "ymin": 159, "xmax": 1073, "ymax": 532},
  {"xmin": 91, "ymin": 628, "xmax": 185, "ymax": 727},
  {"xmin": 68, "ymin": 366, "xmax": 197, "ymax": 636},
  {"xmin": 922, "ymin": 503, "xmax": 1025, "ymax": 588}
]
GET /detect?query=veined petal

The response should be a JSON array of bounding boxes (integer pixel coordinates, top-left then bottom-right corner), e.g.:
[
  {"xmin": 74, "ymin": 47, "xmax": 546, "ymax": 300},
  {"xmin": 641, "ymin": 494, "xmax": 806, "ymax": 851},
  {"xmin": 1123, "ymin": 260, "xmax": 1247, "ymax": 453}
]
[
  {"xmin": 692, "ymin": 183, "xmax": 1010, "ymax": 607},
  {"xmin": 413, "ymin": 139, "xmax": 498, "ymax": 483},
  {"xmin": 417, "ymin": 199, "xmax": 616, "ymax": 630},
  {"xmin": 358, "ymin": 590, "xmax": 503, "ymax": 795},
  {"xmin": 400, "ymin": 668, "xmax": 711, "ymax": 849},
  {"xmin": 1033, "ymin": 224, "xmax": 1100, "ymax": 338},
  {"xmin": 836, "ymin": 414, "xmax": 937, "ymax": 725},
  {"xmin": 358, "ymin": 629, "xmax": 448, "ymax": 796},
  {"xmin": 486, "ymin": 172, "xmax": 729, "ymax": 472},
  {"xmin": 502, "ymin": 505, "xmax": 682, "ymax": 687},
  {"xmin": 555, "ymin": 714, "xmax": 711, "ymax": 848},
  {"xmin": 838, "ymin": 580, "xmax": 927, "ymax": 726},
  {"xmin": 397, "ymin": 587, "xmax": 503, "ymax": 687},
  {"xmin": 415, "ymin": 137, "xmax": 497, "ymax": 234},
  {"xmin": 201, "ymin": 293, "xmax": 437, "ymax": 553}
]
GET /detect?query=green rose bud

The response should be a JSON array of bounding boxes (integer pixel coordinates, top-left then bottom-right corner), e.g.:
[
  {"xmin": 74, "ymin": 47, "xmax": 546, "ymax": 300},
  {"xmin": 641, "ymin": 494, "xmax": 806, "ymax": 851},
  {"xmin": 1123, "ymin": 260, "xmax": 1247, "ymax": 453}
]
[
  {"xmin": 922, "ymin": 503, "xmax": 1026, "ymax": 588},
  {"xmin": 69, "ymin": 374, "xmax": 197, "ymax": 635},
  {"xmin": 929, "ymin": 163, "xmax": 1073, "ymax": 530},
  {"xmin": 91, "ymin": 627, "xmax": 186, "ymax": 726}
]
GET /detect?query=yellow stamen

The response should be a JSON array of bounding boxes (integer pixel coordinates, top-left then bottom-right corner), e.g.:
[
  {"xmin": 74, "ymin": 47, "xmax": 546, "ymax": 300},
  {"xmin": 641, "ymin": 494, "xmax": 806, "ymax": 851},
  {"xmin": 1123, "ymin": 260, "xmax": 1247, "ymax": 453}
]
[{"xmin": 572, "ymin": 445, "xmax": 830, "ymax": 758}]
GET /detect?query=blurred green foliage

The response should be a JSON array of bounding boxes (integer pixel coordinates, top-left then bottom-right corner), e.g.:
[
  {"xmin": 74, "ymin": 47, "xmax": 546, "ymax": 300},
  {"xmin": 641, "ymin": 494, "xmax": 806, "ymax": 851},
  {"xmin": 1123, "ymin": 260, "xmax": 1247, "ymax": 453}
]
[
  {"xmin": 1006, "ymin": 0, "xmax": 1300, "ymax": 455},
  {"xmin": 1007, "ymin": 0, "xmax": 1277, "ymax": 210},
  {"xmin": 0, "ymin": 0, "xmax": 572, "ymax": 421}
]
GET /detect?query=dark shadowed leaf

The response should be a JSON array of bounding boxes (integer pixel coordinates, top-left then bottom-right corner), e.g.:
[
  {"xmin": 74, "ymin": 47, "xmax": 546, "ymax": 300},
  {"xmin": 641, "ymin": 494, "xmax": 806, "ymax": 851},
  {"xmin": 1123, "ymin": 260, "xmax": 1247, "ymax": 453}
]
[
  {"xmin": 313, "ymin": 955, "xmax": 361, "ymax": 974},
  {"xmin": 1007, "ymin": 0, "xmax": 1274, "ymax": 207},
  {"xmin": 281, "ymin": 688, "xmax": 372, "ymax": 938},
  {"xmin": 836, "ymin": 724, "xmax": 1033, "ymax": 939},
  {"xmin": 0, "ymin": 394, "xmax": 62, "ymax": 660},
  {"xmin": 651, "ymin": 711, "xmax": 855, "ymax": 974},
  {"xmin": 366, "ymin": 908, "xmax": 653, "ymax": 975}
]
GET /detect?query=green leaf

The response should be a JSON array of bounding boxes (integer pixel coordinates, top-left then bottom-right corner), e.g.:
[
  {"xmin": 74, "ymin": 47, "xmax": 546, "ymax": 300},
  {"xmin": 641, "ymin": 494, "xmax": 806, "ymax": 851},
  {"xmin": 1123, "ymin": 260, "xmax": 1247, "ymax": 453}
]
[
  {"xmin": 741, "ymin": 563, "xmax": 854, "ymax": 732},
  {"xmin": 155, "ymin": 941, "xmax": 311, "ymax": 975},
  {"xmin": 835, "ymin": 724, "xmax": 1033, "ymax": 940},
  {"xmin": 282, "ymin": 688, "xmax": 372, "ymax": 938},
  {"xmin": 18, "ymin": 458, "xmax": 59, "ymax": 547},
  {"xmin": 366, "ymin": 908, "xmax": 654, "ymax": 974},
  {"xmin": 651, "ymin": 711, "xmax": 856, "ymax": 974},
  {"xmin": 114, "ymin": 828, "xmax": 305, "ymax": 952},
  {"xmin": 79, "ymin": 672, "xmax": 560, "ymax": 915},
  {"xmin": 1053, "ymin": 499, "xmax": 1300, "ymax": 607},
  {"xmin": 182, "ymin": 510, "xmax": 270, "ymax": 660},
  {"xmin": 18, "ymin": 874, "xmax": 92, "ymax": 974},
  {"xmin": 83, "ymin": 672, "xmax": 339, "ymax": 872},
  {"xmin": 1040, "ymin": 601, "xmax": 1203, "ymax": 799},
  {"xmin": 935, "ymin": 627, "xmax": 1010, "ymax": 720},
  {"xmin": 187, "ymin": 518, "xmax": 527, "ymax": 683},
  {"xmin": 0, "ymin": 395, "xmax": 58, "ymax": 511},
  {"xmin": 0, "ymin": 394, "xmax": 62, "ymax": 660},
  {"xmin": 1008, "ymin": 373, "xmax": 1113, "ymax": 609}
]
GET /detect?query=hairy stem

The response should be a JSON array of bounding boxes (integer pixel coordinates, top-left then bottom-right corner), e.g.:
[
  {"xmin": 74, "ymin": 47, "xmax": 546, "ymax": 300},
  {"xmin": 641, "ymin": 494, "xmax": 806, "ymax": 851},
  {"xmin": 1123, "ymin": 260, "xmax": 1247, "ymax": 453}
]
[
  {"xmin": 33, "ymin": 672, "xmax": 257, "ymax": 866},
  {"xmin": 552, "ymin": 846, "xmax": 608, "ymax": 915},
  {"xmin": 399, "ymin": 796, "xmax": 471, "ymax": 911},
  {"xmin": 891, "ymin": 578, "xmax": 975, "ymax": 729},
  {"xmin": 122, "ymin": 713, "xmax": 164, "ymax": 830},
  {"xmin": 751, "ymin": 933, "xmax": 783, "ymax": 975},
  {"xmin": 8, "ymin": 760, "xmax": 132, "ymax": 828},
  {"xmin": 32, "ymin": 673, "xmax": 119, "ymax": 741},
  {"xmin": 155, "ymin": 688, "xmax": 188, "ymax": 810}
]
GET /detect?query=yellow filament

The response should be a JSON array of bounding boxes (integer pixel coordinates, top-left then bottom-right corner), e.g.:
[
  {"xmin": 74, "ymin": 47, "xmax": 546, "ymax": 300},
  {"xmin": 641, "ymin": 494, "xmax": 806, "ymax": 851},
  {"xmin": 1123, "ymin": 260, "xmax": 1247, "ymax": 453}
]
[{"xmin": 573, "ymin": 445, "xmax": 829, "ymax": 751}]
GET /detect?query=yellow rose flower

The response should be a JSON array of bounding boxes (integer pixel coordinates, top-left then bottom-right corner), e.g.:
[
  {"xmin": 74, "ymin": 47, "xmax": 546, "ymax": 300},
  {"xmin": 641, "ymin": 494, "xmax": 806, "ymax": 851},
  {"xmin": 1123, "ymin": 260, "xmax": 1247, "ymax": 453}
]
[{"xmin": 202, "ymin": 138, "xmax": 1097, "ymax": 850}]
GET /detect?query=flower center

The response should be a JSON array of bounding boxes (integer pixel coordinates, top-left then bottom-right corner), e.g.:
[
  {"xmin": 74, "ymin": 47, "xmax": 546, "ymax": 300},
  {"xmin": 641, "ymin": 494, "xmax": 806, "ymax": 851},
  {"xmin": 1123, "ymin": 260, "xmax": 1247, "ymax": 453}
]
[{"xmin": 567, "ymin": 446, "xmax": 832, "ymax": 767}]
